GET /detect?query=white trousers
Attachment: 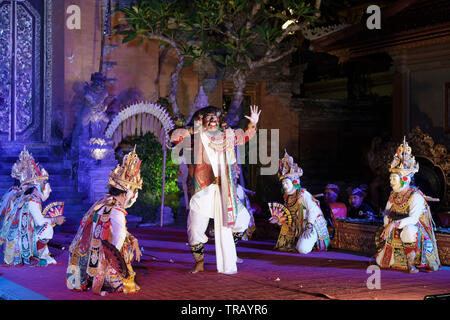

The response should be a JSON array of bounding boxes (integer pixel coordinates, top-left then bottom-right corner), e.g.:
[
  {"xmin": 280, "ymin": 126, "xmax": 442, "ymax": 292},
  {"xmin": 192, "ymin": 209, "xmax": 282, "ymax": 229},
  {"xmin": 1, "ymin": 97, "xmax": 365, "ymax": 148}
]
[
  {"xmin": 296, "ymin": 228, "xmax": 318, "ymax": 254},
  {"xmin": 188, "ymin": 184, "xmax": 250, "ymax": 274},
  {"xmin": 35, "ymin": 222, "xmax": 56, "ymax": 265}
]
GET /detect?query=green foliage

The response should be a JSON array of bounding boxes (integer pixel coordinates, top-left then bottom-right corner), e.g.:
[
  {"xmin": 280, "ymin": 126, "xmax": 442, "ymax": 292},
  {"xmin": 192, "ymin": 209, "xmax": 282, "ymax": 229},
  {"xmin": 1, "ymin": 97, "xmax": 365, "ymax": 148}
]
[
  {"xmin": 125, "ymin": 132, "xmax": 180, "ymax": 214},
  {"xmin": 120, "ymin": 0, "xmax": 321, "ymax": 74},
  {"xmin": 119, "ymin": 0, "xmax": 322, "ymax": 122}
]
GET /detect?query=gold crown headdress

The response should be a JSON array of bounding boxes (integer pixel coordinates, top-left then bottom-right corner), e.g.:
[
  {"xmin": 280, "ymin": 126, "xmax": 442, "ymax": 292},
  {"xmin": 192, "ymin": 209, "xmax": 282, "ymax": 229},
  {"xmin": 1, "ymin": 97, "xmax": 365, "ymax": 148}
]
[
  {"xmin": 109, "ymin": 146, "xmax": 143, "ymax": 192},
  {"xmin": 11, "ymin": 146, "xmax": 49, "ymax": 186},
  {"xmin": 389, "ymin": 137, "xmax": 419, "ymax": 177},
  {"xmin": 278, "ymin": 150, "xmax": 303, "ymax": 181}
]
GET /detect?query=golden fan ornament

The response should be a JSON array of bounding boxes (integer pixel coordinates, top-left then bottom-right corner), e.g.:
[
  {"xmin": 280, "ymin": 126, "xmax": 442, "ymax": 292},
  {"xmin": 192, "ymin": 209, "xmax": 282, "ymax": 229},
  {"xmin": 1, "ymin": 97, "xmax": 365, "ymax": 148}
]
[
  {"xmin": 42, "ymin": 202, "xmax": 65, "ymax": 219},
  {"xmin": 268, "ymin": 202, "xmax": 292, "ymax": 226}
]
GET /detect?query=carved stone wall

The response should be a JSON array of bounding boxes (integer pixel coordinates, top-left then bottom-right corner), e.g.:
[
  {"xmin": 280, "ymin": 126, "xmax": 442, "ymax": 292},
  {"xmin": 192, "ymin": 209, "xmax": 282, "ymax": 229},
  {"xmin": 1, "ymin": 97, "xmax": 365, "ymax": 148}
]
[{"xmin": 407, "ymin": 126, "xmax": 450, "ymax": 210}]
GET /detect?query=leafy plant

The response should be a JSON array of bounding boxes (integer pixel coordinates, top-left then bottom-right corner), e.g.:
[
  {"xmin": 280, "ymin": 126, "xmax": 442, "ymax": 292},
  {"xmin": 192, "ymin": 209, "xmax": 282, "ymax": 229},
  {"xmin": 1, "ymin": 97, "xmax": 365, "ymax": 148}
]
[
  {"xmin": 122, "ymin": 132, "xmax": 180, "ymax": 221},
  {"xmin": 119, "ymin": 0, "xmax": 324, "ymax": 127}
]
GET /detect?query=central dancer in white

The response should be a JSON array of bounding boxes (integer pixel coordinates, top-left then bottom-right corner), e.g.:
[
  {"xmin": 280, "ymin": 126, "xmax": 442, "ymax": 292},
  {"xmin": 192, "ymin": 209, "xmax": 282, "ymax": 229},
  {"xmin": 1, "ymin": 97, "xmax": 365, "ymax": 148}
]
[{"xmin": 172, "ymin": 105, "xmax": 260, "ymax": 274}]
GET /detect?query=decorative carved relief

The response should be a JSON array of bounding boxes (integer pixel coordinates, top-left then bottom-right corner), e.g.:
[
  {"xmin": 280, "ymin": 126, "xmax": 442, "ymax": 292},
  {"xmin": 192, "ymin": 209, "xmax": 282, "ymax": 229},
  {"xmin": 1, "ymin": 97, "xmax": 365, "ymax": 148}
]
[
  {"xmin": 368, "ymin": 126, "xmax": 450, "ymax": 209},
  {"xmin": 0, "ymin": 0, "xmax": 52, "ymax": 142},
  {"xmin": 407, "ymin": 126, "xmax": 450, "ymax": 208},
  {"xmin": 333, "ymin": 221, "xmax": 378, "ymax": 255},
  {"xmin": 437, "ymin": 235, "xmax": 450, "ymax": 265},
  {"xmin": 333, "ymin": 220, "xmax": 450, "ymax": 265}
]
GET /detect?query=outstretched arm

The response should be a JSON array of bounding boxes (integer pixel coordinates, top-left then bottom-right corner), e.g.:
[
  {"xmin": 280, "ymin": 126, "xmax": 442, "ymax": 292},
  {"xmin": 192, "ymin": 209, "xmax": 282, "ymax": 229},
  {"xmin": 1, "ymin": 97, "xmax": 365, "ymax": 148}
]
[
  {"xmin": 169, "ymin": 128, "xmax": 193, "ymax": 146},
  {"xmin": 234, "ymin": 105, "xmax": 261, "ymax": 145},
  {"xmin": 245, "ymin": 105, "xmax": 261, "ymax": 126}
]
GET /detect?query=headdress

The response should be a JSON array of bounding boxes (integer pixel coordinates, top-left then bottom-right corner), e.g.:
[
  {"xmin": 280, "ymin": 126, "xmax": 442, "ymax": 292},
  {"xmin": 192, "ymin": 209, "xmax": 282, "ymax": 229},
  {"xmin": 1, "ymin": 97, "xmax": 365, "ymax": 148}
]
[
  {"xmin": 389, "ymin": 137, "xmax": 419, "ymax": 177},
  {"xmin": 351, "ymin": 187, "xmax": 364, "ymax": 197},
  {"xmin": 11, "ymin": 147, "xmax": 49, "ymax": 186},
  {"xmin": 90, "ymin": 72, "xmax": 106, "ymax": 83},
  {"xmin": 108, "ymin": 146, "xmax": 143, "ymax": 192},
  {"xmin": 188, "ymin": 105, "xmax": 222, "ymax": 127},
  {"xmin": 325, "ymin": 183, "xmax": 340, "ymax": 194},
  {"xmin": 278, "ymin": 150, "xmax": 303, "ymax": 181}
]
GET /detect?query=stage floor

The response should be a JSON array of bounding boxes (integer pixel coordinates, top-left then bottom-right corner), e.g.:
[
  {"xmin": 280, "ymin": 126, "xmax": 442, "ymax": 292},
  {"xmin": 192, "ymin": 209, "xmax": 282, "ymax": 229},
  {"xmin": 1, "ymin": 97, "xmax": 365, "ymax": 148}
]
[{"xmin": 0, "ymin": 226, "xmax": 449, "ymax": 300}]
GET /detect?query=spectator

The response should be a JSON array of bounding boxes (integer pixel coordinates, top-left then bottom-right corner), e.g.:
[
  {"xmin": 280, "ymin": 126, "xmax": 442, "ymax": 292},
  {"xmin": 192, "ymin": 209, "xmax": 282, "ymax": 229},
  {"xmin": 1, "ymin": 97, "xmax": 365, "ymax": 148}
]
[
  {"xmin": 347, "ymin": 187, "xmax": 376, "ymax": 221},
  {"xmin": 320, "ymin": 183, "xmax": 340, "ymax": 227}
]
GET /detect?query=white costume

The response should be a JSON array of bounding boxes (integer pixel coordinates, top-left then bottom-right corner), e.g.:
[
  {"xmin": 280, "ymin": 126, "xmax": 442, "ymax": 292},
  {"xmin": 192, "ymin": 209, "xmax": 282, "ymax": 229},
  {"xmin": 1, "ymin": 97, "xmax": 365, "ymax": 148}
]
[
  {"xmin": 0, "ymin": 187, "xmax": 19, "ymax": 217},
  {"xmin": 295, "ymin": 189, "xmax": 328, "ymax": 254},
  {"xmin": 28, "ymin": 198, "xmax": 57, "ymax": 265},
  {"xmin": 188, "ymin": 131, "xmax": 250, "ymax": 274},
  {"xmin": 375, "ymin": 138, "xmax": 440, "ymax": 272},
  {"xmin": 0, "ymin": 147, "xmax": 60, "ymax": 266},
  {"xmin": 271, "ymin": 151, "xmax": 330, "ymax": 253}
]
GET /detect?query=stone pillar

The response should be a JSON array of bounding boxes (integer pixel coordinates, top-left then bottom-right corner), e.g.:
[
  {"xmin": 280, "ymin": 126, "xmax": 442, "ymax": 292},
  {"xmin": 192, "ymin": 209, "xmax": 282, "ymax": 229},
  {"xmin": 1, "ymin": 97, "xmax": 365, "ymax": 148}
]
[
  {"xmin": 80, "ymin": 157, "xmax": 117, "ymax": 203},
  {"xmin": 390, "ymin": 51, "xmax": 410, "ymax": 141}
]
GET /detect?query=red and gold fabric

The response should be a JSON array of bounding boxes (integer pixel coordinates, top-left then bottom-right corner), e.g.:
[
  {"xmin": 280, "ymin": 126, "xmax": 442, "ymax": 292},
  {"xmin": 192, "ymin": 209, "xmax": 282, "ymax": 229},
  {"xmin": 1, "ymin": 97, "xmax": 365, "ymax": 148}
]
[
  {"xmin": 375, "ymin": 188, "xmax": 441, "ymax": 272},
  {"xmin": 66, "ymin": 195, "xmax": 140, "ymax": 294}
]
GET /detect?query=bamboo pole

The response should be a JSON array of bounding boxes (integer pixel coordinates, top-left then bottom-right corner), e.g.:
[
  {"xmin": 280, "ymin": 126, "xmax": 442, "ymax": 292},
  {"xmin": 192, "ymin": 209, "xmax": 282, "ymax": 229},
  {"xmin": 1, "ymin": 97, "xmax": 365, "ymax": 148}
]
[{"xmin": 160, "ymin": 143, "xmax": 167, "ymax": 227}]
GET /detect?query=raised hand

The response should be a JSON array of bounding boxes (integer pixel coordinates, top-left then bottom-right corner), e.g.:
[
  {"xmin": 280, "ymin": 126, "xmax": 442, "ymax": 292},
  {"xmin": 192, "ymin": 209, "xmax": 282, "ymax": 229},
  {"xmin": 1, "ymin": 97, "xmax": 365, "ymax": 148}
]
[{"xmin": 244, "ymin": 105, "xmax": 261, "ymax": 126}]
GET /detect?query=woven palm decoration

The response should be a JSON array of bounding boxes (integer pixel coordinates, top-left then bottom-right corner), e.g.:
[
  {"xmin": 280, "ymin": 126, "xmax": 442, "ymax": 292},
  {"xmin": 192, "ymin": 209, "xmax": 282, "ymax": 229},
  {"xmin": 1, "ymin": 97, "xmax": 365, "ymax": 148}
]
[
  {"xmin": 104, "ymin": 101, "xmax": 175, "ymax": 149},
  {"xmin": 268, "ymin": 202, "xmax": 293, "ymax": 226},
  {"xmin": 42, "ymin": 202, "xmax": 65, "ymax": 219},
  {"xmin": 101, "ymin": 240, "xmax": 130, "ymax": 279}
]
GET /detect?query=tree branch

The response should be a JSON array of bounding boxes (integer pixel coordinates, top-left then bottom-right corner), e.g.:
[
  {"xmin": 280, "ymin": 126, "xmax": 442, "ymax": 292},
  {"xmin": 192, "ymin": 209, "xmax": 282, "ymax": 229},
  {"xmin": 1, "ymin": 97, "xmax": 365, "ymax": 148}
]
[
  {"xmin": 250, "ymin": 46, "xmax": 297, "ymax": 70},
  {"xmin": 245, "ymin": 0, "xmax": 267, "ymax": 33},
  {"xmin": 275, "ymin": 20, "xmax": 308, "ymax": 43}
]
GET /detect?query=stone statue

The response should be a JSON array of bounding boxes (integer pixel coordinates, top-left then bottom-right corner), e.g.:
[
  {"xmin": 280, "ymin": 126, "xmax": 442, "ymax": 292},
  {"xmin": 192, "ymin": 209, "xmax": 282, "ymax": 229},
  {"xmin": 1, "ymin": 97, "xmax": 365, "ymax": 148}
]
[
  {"xmin": 80, "ymin": 72, "xmax": 115, "ymax": 160},
  {"xmin": 70, "ymin": 72, "xmax": 117, "ymax": 202}
]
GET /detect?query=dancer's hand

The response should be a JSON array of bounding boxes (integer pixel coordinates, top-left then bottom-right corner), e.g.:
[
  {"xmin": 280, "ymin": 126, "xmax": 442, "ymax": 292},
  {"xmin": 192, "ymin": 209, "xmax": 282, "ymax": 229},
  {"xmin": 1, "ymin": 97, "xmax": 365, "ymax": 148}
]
[
  {"xmin": 268, "ymin": 207, "xmax": 279, "ymax": 225},
  {"xmin": 302, "ymin": 223, "xmax": 314, "ymax": 239},
  {"xmin": 132, "ymin": 239, "xmax": 142, "ymax": 262},
  {"xmin": 380, "ymin": 222, "xmax": 394, "ymax": 240},
  {"xmin": 245, "ymin": 105, "xmax": 261, "ymax": 126},
  {"xmin": 54, "ymin": 216, "xmax": 66, "ymax": 225}
]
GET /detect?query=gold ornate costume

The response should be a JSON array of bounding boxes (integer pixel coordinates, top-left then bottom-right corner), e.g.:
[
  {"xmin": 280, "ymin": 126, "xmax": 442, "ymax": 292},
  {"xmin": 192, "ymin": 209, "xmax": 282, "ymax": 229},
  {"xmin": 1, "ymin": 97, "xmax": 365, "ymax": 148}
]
[
  {"xmin": 66, "ymin": 148, "xmax": 143, "ymax": 294},
  {"xmin": 375, "ymin": 138, "xmax": 441, "ymax": 272},
  {"xmin": 272, "ymin": 151, "xmax": 329, "ymax": 252}
]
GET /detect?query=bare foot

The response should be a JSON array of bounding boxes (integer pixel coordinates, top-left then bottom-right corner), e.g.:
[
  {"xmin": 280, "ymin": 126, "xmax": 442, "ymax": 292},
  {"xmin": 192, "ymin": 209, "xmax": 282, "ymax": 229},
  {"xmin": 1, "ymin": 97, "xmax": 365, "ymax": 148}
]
[
  {"xmin": 190, "ymin": 261, "xmax": 204, "ymax": 274},
  {"xmin": 409, "ymin": 266, "xmax": 419, "ymax": 273}
]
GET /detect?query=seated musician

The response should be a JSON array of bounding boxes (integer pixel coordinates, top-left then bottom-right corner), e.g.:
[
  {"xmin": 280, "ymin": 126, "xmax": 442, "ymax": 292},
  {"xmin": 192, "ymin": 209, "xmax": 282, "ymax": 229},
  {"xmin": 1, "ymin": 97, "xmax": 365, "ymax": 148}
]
[
  {"xmin": 319, "ymin": 184, "xmax": 340, "ymax": 227},
  {"xmin": 347, "ymin": 187, "xmax": 376, "ymax": 221}
]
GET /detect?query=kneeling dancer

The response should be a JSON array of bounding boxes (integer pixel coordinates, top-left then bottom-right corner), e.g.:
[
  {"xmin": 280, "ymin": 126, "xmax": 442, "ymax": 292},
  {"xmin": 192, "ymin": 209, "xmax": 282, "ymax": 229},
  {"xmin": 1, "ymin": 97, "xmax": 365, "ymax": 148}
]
[
  {"xmin": 375, "ymin": 138, "xmax": 440, "ymax": 273},
  {"xmin": 270, "ymin": 150, "xmax": 329, "ymax": 254},
  {"xmin": 0, "ymin": 147, "xmax": 65, "ymax": 266},
  {"xmin": 66, "ymin": 148, "xmax": 143, "ymax": 294}
]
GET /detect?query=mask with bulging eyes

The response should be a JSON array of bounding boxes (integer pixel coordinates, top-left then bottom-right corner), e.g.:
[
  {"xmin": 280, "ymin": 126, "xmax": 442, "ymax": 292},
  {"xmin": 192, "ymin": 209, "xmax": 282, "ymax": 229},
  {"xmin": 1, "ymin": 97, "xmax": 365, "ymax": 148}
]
[{"xmin": 125, "ymin": 189, "xmax": 139, "ymax": 208}]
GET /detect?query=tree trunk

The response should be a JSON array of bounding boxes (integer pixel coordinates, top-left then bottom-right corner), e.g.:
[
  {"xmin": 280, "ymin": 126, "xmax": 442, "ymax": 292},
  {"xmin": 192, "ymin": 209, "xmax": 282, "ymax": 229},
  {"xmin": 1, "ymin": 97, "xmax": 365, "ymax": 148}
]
[
  {"xmin": 149, "ymin": 35, "xmax": 183, "ymax": 117},
  {"xmin": 169, "ymin": 54, "xmax": 183, "ymax": 117},
  {"xmin": 226, "ymin": 71, "xmax": 246, "ymax": 128}
]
